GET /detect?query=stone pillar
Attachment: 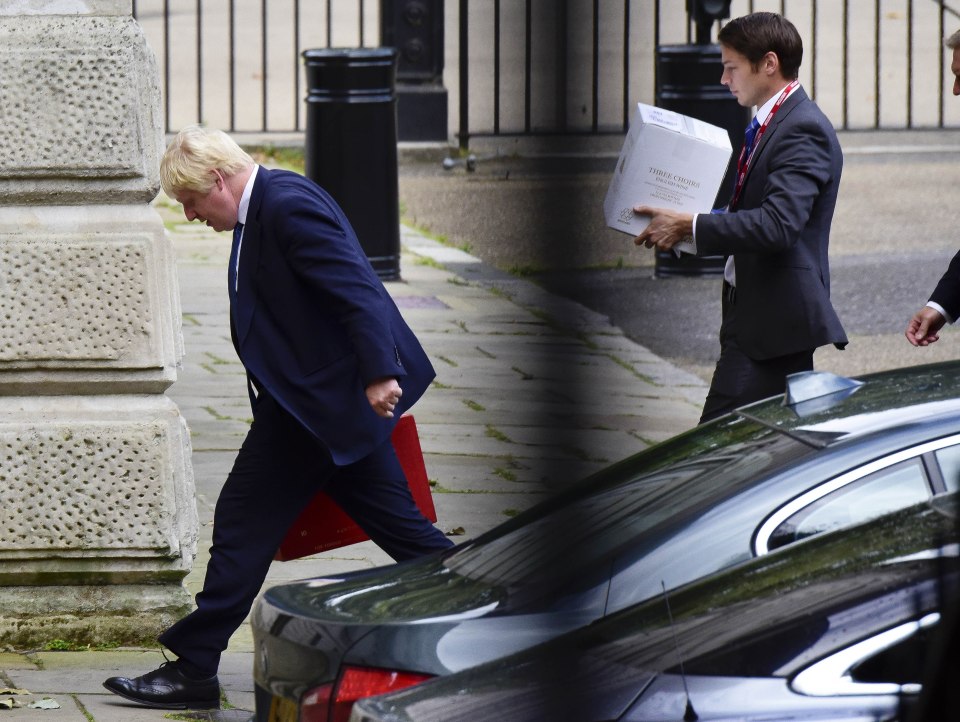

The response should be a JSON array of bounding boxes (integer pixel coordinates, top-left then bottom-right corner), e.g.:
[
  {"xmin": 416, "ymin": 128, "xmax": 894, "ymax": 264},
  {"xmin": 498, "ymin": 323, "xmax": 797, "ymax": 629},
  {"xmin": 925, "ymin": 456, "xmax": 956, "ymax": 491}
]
[{"xmin": 0, "ymin": 1, "xmax": 196, "ymax": 647}]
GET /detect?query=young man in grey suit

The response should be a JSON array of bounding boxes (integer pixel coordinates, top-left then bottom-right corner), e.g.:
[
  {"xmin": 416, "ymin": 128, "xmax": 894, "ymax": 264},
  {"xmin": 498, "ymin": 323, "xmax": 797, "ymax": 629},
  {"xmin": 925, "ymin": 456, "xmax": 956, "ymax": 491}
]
[
  {"xmin": 634, "ymin": 11, "xmax": 847, "ymax": 423},
  {"xmin": 905, "ymin": 29, "xmax": 960, "ymax": 347}
]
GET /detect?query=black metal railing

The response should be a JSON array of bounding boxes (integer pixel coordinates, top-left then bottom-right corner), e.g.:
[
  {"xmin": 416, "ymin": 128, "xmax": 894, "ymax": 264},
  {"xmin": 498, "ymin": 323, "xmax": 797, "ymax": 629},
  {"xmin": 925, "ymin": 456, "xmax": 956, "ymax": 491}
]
[
  {"xmin": 132, "ymin": 0, "xmax": 376, "ymax": 135},
  {"xmin": 132, "ymin": 0, "xmax": 960, "ymax": 142}
]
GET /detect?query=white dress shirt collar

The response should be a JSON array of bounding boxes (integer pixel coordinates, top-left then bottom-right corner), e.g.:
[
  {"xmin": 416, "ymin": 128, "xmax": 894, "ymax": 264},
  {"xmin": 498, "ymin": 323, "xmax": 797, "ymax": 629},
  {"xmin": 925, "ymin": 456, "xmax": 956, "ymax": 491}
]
[
  {"xmin": 755, "ymin": 81, "xmax": 800, "ymax": 124},
  {"xmin": 237, "ymin": 164, "xmax": 259, "ymax": 225}
]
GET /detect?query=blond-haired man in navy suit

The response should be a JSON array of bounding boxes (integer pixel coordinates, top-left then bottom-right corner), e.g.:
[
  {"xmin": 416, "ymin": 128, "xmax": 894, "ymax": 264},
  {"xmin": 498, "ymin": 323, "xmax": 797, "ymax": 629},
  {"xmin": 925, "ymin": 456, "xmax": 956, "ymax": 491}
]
[{"xmin": 104, "ymin": 125, "xmax": 453, "ymax": 710}]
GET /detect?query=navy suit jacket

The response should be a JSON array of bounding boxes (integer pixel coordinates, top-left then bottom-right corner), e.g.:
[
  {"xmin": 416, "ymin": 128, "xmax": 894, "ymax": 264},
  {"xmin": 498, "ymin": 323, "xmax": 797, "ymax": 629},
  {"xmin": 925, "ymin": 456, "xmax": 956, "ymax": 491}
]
[
  {"xmin": 230, "ymin": 167, "xmax": 435, "ymax": 465},
  {"xmin": 696, "ymin": 88, "xmax": 848, "ymax": 360}
]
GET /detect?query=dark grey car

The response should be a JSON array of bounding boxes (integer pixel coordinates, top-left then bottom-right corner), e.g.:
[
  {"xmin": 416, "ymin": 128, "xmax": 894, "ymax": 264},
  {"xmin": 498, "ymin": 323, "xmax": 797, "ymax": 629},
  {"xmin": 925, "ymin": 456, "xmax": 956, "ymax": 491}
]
[
  {"xmin": 349, "ymin": 494, "xmax": 959, "ymax": 722},
  {"xmin": 253, "ymin": 362, "xmax": 960, "ymax": 722}
]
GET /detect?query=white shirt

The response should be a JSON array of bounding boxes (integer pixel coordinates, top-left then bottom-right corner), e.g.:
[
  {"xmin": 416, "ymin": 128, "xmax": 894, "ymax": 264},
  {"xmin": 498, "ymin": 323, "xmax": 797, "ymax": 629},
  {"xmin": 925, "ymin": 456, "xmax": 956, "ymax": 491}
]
[
  {"xmin": 232, "ymin": 164, "xmax": 259, "ymax": 291},
  {"xmin": 692, "ymin": 83, "xmax": 801, "ymax": 287},
  {"xmin": 928, "ymin": 301, "xmax": 953, "ymax": 324}
]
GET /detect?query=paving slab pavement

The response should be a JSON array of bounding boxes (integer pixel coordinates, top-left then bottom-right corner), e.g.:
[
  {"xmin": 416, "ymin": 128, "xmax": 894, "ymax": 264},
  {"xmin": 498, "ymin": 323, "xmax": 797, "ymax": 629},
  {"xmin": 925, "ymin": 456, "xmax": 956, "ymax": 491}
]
[{"xmin": 0, "ymin": 206, "xmax": 704, "ymax": 719}]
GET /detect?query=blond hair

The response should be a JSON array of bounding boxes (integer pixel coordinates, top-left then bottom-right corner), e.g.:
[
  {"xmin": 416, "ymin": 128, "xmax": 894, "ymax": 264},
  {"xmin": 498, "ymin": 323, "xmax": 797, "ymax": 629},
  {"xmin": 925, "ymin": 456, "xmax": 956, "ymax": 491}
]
[{"xmin": 160, "ymin": 125, "xmax": 253, "ymax": 197}]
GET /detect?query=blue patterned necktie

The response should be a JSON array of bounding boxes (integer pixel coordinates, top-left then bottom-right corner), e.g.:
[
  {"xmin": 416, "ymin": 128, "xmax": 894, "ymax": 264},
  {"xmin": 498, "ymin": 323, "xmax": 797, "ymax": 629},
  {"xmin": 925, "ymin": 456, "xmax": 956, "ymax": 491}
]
[
  {"xmin": 228, "ymin": 222, "xmax": 243, "ymax": 306},
  {"xmin": 742, "ymin": 117, "xmax": 760, "ymax": 163}
]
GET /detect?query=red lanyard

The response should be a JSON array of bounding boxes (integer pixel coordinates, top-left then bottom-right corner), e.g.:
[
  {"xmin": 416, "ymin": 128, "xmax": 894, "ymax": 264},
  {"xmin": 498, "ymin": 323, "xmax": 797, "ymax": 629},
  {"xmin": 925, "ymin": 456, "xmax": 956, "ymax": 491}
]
[{"xmin": 730, "ymin": 80, "xmax": 799, "ymax": 208}]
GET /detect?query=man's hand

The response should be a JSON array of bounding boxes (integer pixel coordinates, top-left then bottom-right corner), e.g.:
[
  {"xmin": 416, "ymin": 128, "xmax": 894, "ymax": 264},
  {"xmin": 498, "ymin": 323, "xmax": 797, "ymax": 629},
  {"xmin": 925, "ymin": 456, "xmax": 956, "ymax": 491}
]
[
  {"xmin": 366, "ymin": 377, "xmax": 402, "ymax": 418},
  {"xmin": 632, "ymin": 205, "xmax": 694, "ymax": 251},
  {"xmin": 905, "ymin": 307, "xmax": 947, "ymax": 347}
]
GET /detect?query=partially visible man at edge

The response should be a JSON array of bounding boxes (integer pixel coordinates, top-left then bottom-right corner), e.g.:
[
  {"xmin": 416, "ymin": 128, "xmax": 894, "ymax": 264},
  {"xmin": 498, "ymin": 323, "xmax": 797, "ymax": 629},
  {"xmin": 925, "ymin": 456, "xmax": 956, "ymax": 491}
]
[
  {"xmin": 905, "ymin": 31, "xmax": 960, "ymax": 347},
  {"xmin": 102, "ymin": 125, "xmax": 454, "ymax": 710},
  {"xmin": 633, "ymin": 11, "xmax": 847, "ymax": 424}
]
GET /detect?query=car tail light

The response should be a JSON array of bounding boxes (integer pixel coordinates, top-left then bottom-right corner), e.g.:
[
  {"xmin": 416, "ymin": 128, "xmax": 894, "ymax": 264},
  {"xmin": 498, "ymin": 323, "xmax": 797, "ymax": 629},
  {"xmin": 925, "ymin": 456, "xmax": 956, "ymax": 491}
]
[{"xmin": 300, "ymin": 665, "xmax": 435, "ymax": 722}]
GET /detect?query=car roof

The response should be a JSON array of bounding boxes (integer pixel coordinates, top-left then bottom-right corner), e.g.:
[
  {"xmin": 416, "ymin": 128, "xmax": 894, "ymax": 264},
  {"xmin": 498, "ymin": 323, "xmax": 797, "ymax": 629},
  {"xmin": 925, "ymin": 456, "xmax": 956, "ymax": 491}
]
[{"xmin": 728, "ymin": 360, "xmax": 960, "ymax": 448}]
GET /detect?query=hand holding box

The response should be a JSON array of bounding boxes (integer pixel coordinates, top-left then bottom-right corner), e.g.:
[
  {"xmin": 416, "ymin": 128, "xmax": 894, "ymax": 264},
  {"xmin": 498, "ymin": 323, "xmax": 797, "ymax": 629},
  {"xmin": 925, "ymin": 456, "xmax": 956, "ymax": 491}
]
[{"xmin": 604, "ymin": 103, "xmax": 732, "ymax": 255}]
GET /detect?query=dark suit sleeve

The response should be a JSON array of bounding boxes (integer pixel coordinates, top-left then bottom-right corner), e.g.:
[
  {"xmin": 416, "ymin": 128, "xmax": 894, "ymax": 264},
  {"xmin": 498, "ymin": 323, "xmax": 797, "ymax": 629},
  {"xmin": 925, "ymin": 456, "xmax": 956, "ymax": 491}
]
[
  {"xmin": 930, "ymin": 249, "xmax": 960, "ymax": 321},
  {"xmin": 266, "ymin": 182, "xmax": 406, "ymax": 385},
  {"xmin": 695, "ymin": 115, "xmax": 834, "ymax": 255}
]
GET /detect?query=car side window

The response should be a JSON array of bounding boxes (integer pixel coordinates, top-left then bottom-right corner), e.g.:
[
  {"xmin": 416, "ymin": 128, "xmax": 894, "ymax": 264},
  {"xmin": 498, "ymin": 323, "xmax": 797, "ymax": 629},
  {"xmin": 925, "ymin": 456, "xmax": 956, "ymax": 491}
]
[
  {"xmin": 934, "ymin": 444, "xmax": 960, "ymax": 492},
  {"xmin": 767, "ymin": 460, "xmax": 930, "ymax": 551},
  {"xmin": 791, "ymin": 612, "xmax": 940, "ymax": 697},
  {"xmin": 850, "ymin": 621, "xmax": 933, "ymax": 688}
]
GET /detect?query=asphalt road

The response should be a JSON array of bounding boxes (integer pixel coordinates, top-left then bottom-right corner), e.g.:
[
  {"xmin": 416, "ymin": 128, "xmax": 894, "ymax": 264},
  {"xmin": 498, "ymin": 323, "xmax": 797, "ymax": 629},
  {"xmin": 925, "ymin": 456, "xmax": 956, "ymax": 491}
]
[
  {"xmin": 398, "ymin": 132, "xmax": 960, "ymax": 384},
  {"xmin": 532, "ymin": 250, "xmax": 956, "ymax": 382}
]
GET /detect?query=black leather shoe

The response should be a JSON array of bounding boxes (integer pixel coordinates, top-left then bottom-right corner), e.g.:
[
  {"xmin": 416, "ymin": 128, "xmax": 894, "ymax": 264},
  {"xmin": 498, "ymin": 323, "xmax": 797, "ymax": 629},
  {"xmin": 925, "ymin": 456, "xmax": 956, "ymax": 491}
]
[{"xmin": 103, "ymin": 661, "xmax": 220, "ymax": 709}]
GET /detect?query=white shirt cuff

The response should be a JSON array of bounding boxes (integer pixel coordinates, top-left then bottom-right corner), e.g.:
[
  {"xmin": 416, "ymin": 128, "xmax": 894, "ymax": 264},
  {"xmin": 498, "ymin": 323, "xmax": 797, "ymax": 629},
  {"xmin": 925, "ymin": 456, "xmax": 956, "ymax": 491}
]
[{"xmin": 928, "ymin": 301, "xmax": 954, "ymax": 324}]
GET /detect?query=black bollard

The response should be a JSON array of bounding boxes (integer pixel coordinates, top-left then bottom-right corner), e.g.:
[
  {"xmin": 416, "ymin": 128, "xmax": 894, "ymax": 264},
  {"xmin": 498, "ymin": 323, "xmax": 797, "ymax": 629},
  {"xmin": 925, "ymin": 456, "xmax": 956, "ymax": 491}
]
[{"xmin": 302, "ymin": 47, "xmax": 401, "ymax": 280}]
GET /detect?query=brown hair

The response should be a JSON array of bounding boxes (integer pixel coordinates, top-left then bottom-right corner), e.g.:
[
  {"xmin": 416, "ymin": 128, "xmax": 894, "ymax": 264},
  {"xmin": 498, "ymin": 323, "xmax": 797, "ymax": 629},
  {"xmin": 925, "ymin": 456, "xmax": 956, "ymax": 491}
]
[{"xmin": 718, "ymin": 12, "xmax": 803, "ymax": 80}]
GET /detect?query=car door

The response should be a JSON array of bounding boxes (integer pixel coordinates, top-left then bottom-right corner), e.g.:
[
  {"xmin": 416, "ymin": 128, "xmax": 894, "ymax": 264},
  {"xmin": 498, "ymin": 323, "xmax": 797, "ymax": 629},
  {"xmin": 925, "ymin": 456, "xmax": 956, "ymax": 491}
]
[
  {"xmin": 620, "ymin": 611, "xmax": 940, "ymax": 720},
  {"xmin": 606, "ymin": 434, "xmax": 960, "ymax": 617}
]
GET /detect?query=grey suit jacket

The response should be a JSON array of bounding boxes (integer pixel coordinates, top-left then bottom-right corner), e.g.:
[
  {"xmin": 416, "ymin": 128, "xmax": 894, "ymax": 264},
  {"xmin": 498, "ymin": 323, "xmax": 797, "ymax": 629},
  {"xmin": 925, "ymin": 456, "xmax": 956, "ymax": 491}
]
[{"xmin": 696, "ymin": 88, "xmax": 848, "ymax": 360}]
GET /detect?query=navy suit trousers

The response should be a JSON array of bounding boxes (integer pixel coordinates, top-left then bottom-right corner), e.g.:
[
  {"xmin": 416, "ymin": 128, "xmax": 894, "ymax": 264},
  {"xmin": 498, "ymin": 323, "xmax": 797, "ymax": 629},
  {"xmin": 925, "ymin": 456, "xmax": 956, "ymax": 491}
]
[
  {"xmin": 159, "ymin": 392, "xmax": 453, "ymax": 675},
  {"xmin": 699, "ymin": 282, "xmax": 814, "ymax": 424}
]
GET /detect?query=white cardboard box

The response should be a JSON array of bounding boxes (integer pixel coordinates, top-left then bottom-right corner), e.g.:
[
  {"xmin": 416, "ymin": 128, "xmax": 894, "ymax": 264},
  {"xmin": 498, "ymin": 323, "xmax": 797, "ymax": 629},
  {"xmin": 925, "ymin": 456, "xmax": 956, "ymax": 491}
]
[{"xmin": 604, "ymin": 103, "xmax": 732, "ymax": 253}]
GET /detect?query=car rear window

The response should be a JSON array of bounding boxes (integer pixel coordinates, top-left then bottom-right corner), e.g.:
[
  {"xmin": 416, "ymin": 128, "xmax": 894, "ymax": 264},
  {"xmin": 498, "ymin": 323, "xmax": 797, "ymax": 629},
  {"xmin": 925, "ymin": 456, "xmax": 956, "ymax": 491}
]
[{"xmin": 443, "ymin": 418, "xmax": 817, "ymax": 588}]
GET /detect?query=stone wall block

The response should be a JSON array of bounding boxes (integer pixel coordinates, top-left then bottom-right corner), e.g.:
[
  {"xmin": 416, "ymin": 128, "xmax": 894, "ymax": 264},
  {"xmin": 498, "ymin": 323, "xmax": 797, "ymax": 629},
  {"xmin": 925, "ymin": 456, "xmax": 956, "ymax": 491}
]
[
  {"xmin": 0, "ymin": 394, "xmax": 197, "ymax": 585},
  {"xmin": 0, "ymin": 584, "xmax": 192, "ymax": 649},
  {"xmin": 0, "ymin": 13, "xmax": 162, "ymax": 204},
  {"xmin": 0, "ymin": 205, "xmax": 183, "ymax": 393},
  {"xmin": 0, "ymin": 2, "xmax": 132, "ymax": 15}
]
